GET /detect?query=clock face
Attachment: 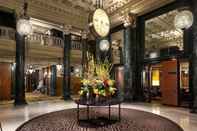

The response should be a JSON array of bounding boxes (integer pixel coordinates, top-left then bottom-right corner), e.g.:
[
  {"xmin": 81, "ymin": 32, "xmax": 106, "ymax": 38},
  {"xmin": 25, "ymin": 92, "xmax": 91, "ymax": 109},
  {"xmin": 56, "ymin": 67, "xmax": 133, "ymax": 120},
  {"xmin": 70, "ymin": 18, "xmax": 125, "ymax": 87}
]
[{"xmin": 92, "ymin": 8, "xmax": 110, "ymax": 37}]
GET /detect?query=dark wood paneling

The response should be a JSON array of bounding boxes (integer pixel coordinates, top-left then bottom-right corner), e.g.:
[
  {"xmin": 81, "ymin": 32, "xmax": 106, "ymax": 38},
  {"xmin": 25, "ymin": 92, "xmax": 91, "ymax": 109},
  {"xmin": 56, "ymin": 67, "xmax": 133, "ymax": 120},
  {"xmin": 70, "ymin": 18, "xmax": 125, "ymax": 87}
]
[
  {"xmin": 70, "ymin": 76, "xmax": 81, "ymax": 96},
  {"xmin": 56, "ymin": 77, "xmax": 63, "ymax": 96},
  {"xmin": 0, "ymin": 63, "xmax": 11, "ymax": 100},
  {"xmin": 161, "ymin": 60, "xmax": 178, "ymax": 106}
]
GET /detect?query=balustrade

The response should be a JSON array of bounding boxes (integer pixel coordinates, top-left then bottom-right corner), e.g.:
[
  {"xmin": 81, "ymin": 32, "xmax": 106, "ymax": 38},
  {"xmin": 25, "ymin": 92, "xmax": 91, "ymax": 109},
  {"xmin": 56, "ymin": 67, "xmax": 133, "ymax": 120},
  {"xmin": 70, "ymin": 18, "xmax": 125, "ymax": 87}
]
[
  {"xmin": 71, "ymin": 40, "xmax": 82, "ymax": 50},
  {"xmin": 0, "ymin": 26, "xmax": 15, "ymax": 40},
  {"xmin": 0, "ymin": 26, "xmax": 82, "ymax": 50},
  {"xmin": 27, "ymin": 33, "xmax": 64, "ymax": 48}
]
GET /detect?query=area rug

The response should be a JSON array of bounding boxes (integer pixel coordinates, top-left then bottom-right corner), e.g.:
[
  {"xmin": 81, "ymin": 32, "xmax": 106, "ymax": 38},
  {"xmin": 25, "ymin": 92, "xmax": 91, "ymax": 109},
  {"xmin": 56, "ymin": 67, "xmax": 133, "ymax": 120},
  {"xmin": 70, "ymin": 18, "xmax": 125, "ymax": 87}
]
[{"xmin": 16, "ymin": 107, "xmax": 183, "ymax": 131}]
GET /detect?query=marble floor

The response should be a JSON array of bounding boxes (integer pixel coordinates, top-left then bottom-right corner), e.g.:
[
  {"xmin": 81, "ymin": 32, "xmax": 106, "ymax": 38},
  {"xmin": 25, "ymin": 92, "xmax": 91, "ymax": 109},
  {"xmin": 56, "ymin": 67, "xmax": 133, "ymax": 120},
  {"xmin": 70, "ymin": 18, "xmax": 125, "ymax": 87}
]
[{"xmin": 0, "ymin": 100, "xmax": 196, "ymax": 131}]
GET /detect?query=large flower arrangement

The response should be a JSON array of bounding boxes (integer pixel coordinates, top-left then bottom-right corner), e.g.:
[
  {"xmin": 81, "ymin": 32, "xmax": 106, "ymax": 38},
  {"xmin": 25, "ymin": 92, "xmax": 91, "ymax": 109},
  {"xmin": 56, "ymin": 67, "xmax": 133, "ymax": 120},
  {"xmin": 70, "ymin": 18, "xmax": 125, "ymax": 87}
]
[
  {"xmin": 80, "ymin": 79, "xmax": 116, "ymax": 97},
  {"xmin": 79, "ymin": 54, "xmax": 117, "ymax": 99}
]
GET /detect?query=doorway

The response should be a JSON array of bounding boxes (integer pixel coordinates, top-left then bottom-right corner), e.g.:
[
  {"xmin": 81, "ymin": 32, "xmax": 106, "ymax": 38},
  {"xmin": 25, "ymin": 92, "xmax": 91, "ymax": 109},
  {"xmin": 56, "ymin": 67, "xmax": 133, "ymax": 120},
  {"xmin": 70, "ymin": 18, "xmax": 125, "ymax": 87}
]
[
  {"xmin": 143, "ymin": 63, "xmax": 161, "ymax": 103},
  {"xmin": 143, "ymin": 59, "xmax": 179, "ymax": 106},
  {"xmin": 179, "ymin": 60, "xmax": 190, "ymax": 107}
]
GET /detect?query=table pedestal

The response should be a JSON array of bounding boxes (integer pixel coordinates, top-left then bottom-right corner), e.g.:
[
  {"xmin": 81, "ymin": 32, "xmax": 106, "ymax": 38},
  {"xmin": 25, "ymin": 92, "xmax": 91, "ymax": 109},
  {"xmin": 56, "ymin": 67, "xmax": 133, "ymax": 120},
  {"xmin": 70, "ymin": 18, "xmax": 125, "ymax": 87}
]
[{"xmin": 77, "ymin": 103, "xmax": 121, "ymax": 127}]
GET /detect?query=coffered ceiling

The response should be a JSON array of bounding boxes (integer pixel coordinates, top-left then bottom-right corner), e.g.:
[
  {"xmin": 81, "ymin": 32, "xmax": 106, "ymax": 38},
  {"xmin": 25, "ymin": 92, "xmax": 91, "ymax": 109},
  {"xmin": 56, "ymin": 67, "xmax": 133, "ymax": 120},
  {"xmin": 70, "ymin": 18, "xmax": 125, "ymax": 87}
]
[{"xmin": 145, "ymin": 9, "xmax": 183, "ymax": 53}]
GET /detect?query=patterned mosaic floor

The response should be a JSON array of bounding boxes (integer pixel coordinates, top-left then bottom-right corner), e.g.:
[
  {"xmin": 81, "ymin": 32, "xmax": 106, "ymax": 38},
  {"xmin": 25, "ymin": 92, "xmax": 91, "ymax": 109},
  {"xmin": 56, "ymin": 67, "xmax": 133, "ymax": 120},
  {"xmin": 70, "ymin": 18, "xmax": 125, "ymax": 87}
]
[{"xmin": 16, "ymin": 107, "xmax": 183, "ymax": 131}]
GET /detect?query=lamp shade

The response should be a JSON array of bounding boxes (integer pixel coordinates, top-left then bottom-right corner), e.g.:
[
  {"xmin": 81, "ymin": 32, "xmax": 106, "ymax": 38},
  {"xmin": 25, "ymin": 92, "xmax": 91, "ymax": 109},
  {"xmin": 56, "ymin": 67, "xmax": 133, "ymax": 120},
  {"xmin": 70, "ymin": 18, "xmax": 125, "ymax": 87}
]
[
  {"xmin": 17, "ymin": 18, "xmax": 33, "ymax": 36},
  {"xmin": 99, "ymin": 39, "xmax": 110, "ymax": 51},
  {"xmin": 174, "ymin": 10, "xmax": 193, "ymax": 29}
]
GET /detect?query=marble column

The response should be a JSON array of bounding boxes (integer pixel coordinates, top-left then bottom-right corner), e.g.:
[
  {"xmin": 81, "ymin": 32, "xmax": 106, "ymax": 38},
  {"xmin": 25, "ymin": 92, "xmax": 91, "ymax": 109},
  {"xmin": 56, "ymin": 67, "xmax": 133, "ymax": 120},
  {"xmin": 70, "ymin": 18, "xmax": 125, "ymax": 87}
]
[
  {"xmin": 11, "ymin": 63, "xmax": 16, "ymax": 99},
  {"xmin": 50, "ymin": 65, "xmax": 57, "ymax": 96},
  {"xmin": 63, "ymin": 33, "xmax": 71, "ymax": 100},
  {"xmin": 134, "ymin": 18, "xmax": 144, "ymax": 101},
  {"xmin": 81, "ymin": 32, "xmax": 88, "ymax": 77},
  {"xmin": 190, "ymin": 0, "xmax": 197, "ymax": 112},
  {"xmin": 123, "ymin": 26, "xmax": 134, "ymax": 101},
  {"xmin": 14, "ymin": 32, "xmax": 27, "ymax": 105},
  {"xmin": 123, "ymin": 17, "xmax": 144, "ymax": 101}
]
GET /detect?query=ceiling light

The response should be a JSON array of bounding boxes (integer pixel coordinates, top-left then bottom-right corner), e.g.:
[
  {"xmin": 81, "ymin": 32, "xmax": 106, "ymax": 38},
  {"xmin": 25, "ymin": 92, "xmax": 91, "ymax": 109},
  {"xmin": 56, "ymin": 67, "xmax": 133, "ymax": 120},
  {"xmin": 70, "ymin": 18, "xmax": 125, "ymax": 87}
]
[
  {"xmin": 17, "ymin": 0, "xmax": 33, "ymax": 36},
  {"xmin": 99, "ymin": 39, "xmax": 110, "ymax": 51},
  {"xmin": 174, "ymin": 10, "xmax": 193, "ymax": 29},
  {"xmin": 17, "ymin": 18, "xmax": 32, "ymax": 36}
]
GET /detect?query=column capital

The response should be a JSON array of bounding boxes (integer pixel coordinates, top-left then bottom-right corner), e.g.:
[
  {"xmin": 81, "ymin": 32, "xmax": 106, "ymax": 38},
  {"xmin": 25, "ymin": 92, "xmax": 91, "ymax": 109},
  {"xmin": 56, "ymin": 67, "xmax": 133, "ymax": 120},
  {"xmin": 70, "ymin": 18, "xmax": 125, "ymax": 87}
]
[
  {"xmin": 63, "ymin": 25, "xmax": 72, "ymax": 35},
  {"xmin": 81, "ymin": 30, "xmax": 89, "ymax": 39},
  {"xmin": 122, "ymin": 13, "xmax": 137, "ymax": 28}
]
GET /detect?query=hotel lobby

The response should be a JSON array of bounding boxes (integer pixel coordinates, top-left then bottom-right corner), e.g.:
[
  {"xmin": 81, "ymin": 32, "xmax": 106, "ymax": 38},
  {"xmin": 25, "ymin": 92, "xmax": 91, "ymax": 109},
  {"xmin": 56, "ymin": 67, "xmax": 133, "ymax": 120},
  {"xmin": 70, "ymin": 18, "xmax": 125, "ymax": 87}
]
[{"xmin": 0, "ymin": 0, "xmax": 197, "ymax": 131}]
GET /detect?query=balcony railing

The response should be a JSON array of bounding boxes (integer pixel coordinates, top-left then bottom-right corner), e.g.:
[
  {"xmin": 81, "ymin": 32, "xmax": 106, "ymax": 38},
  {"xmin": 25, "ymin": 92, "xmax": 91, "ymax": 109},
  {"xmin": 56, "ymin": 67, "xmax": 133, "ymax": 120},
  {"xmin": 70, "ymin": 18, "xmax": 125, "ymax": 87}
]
[
  {"xmin": 0, "ymin": 26, "xmax": 82, "ymax": 50},
  {"xmin": 71, "ymin": 40, "xmax": 82, "ymax": 50},
  {"xmin": 27, "ymin": 33, "xmax": 64, "ymax": 48},
  {"xmin": 0, "ymin": 26, "xmax": 15, "ymax": 40}
]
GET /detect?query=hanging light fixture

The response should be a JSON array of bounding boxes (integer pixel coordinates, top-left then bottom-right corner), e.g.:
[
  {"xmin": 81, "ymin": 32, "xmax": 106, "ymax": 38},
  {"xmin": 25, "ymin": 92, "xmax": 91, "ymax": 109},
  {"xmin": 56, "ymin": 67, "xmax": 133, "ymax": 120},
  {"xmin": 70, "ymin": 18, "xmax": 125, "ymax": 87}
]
[
  {"xmin": 17, "ymin": 0, "xmax": 32, "ymax": 36},
  {"xmin": 99, "ymin": 39, "xmax": 110, "ymax": 51},
  {"xmin": 174, "ymin": 10, "xmax": 193, "ymax": 30}
]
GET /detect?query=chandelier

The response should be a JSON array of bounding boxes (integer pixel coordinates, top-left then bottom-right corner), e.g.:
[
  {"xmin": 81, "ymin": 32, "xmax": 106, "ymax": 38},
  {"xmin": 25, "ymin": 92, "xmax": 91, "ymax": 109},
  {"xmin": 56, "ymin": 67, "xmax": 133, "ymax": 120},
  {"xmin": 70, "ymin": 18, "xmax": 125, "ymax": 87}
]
[
  {"xmin": 174, "ymin": 10, "xmax": 193, "ymax": 30},
  {"xmin": 17, "ymin": 0, "xmax": 32, "ymax": 36}
]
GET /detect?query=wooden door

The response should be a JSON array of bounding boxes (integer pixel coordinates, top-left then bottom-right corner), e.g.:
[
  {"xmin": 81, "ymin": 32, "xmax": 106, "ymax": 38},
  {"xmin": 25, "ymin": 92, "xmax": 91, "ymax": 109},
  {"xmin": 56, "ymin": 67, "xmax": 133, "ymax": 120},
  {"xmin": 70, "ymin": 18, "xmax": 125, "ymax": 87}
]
[
  {"xmin": 160, "ymin": 60, "xmax": 178, "ymax": 106},
  {"xmin": 0, "ymin": 63, "xmax": 11, "ymax": 100}
]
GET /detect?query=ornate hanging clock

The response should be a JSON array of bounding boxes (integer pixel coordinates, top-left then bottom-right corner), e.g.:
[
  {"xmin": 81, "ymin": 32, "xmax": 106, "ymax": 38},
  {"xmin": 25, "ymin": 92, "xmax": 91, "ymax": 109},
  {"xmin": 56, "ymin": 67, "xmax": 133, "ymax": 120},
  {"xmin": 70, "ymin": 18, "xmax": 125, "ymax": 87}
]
[{"xmin": 89, "ymin": 1, "xmax": 110, "ymax": 38}]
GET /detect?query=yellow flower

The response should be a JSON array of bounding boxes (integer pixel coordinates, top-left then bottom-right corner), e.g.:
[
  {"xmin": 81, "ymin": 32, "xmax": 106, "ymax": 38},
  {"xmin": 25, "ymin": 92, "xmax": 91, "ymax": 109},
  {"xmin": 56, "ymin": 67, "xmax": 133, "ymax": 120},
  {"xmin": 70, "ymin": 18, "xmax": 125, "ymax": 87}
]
[
  {"xmin": 79, "ymin": 90, "xmax": 84, "ymax": 95},
  {"xmin": 96, "ymin": 79, "xmax": 103, "ymax": 84},
  {"xmin": 81, "ymin": 79, "xmax": 90, "ymax": 85},
  {"xmin": 93, "ymin": 88, "xmax": 99, "ymax": 95},
  {"xmin": 109, "ymin": 87, "xmax": 117, "ymax": 95},
  {"xmin": 108, "ymin": 80, "xmax": 114, "ymax": 86}
]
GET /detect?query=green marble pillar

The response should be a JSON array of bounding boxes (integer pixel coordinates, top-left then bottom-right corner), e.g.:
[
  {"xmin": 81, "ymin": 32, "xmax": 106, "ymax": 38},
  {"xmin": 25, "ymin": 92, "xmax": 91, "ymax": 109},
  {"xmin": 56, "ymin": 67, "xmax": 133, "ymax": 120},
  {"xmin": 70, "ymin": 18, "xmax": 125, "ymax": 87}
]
[
  {"xmin": 190, "ymin": 0, "xmax": 197, "ymax": 112},
  {"xmin": 63, "ymin": 34, "xmax": 71, "ymax": 100},
  {"xmin": 14, "ymin": 32, "xmax": 27, "ymax": 105},
  {"xmin": 123, "ymin": 26, "xmax": 134, "ymax": 101},
  {"xmin": 82, "ymin": 37, "xmax": 87, "ymax": 77},
  {"xmin": 50, "ymin": 65, "xmax": 57, "ymax": 96},
  {"xmin": 123, "ymin": 19, "xmax": 144, "ymax": 101}
]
